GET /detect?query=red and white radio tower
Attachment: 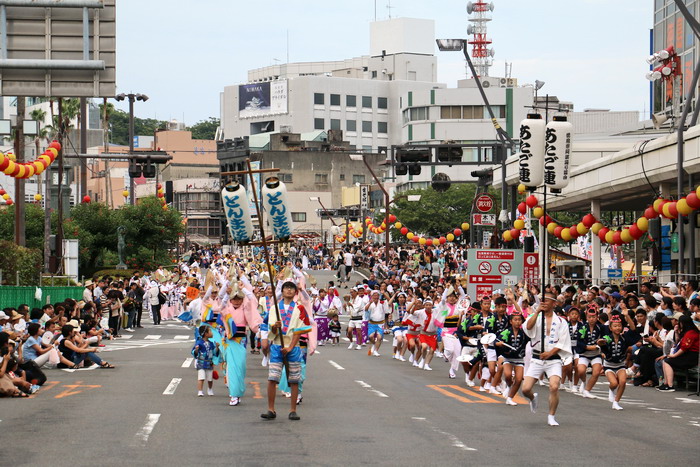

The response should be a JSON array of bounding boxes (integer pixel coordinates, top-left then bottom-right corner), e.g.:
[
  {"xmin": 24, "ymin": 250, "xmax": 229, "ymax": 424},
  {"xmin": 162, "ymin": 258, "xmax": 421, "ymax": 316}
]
[{"xmin": 466, "ymin": 1, "xmax": 495, "ymax": 78}]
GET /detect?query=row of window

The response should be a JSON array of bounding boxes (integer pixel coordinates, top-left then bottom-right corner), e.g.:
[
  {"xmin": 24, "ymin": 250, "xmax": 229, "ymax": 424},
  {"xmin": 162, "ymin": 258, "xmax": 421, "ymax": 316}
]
[
  {"xmin": 314, "ymin": 118, "xmax": 388, "ymax": 133},
  {"xmin": 187, "ymin": 218, "xmax": 221, "ymax": 238},
  {"xmin": 314, "ymin": 93, "xmax": 388, "ymax": 109},
  {"xmin": 278, "ymin": 173, "xmax": 366, "ymax": 184},
  {"xmin": 402, "ymin": 105, "xmax": 507, "ymax": 123}
]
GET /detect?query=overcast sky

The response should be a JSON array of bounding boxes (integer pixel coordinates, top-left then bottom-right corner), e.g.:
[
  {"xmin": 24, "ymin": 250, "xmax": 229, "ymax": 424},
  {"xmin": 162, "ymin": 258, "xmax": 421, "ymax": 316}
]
[{"xmin": 115, "ymin": 0, "xmax": 653, "ymax": 125}]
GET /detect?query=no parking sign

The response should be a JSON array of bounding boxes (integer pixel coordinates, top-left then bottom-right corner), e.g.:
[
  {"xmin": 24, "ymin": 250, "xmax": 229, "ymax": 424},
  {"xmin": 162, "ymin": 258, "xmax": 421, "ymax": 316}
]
[{"xmin": 467, "ymin": 249, "xmax": 523, "ymax": 299}]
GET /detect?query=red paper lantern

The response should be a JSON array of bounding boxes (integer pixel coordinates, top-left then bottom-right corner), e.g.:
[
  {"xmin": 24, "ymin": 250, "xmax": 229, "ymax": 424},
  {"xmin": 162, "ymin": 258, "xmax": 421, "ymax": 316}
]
[
  {"xmin": 568, "ymin": 226, "xmax": 579, "ymax": 239},
  {"xmin": 411, "ymin": 236, "xmax": 420, "ymax": 243},
  {"xmin": 629, "ymin": 224, "xmax": 643, "ymax": 239},
  {"xmin": 453, "ymin": 228, "xmax": 462, "ymax": 237},
  {"xmin": 0, "ymin": 189, "xmax": 5, "ymax": 196},
  {"xmin": 0, "ymin": 157, "xmax": 9, "ymax": 172},
  {"xmin": 539, "ymin": 215, "xmax": 552, "ymax": 226},
  {"xmin": 598, "ymin": 227, "xmax": 610, "ymax": 242},
  {"xmin": 687, "ymin": 192, "xmax": 700, "ymax": 209},
  {"xmin": 525, "ymin": 195, "xmax": 538, "ymax": 208},
  {"xmin": 613, "ymin": 231, "xmax": 623, "ymax": 245},
  {"xmin": 5, "ymin": 199, "xmax": 13, "ymax": 206},
  {"xmin": 400, "ymin": 227, "xmax": 408, "ymax": 235},
  {"xmin": 517, "ymin": 202, "xmax": 527, "ymax": 215},
  {"xmin": 510, "ymin": 229, "xmax": 521, "ymax": 239},
  {"xmin": 644, "ymin": 206, "xmax": 658, "ymax": 219},
  {"xmin": 439, "ymin": 236, "xmax": 446, "ymax": 244},
  {"xmin": 388, "ymin": 214, "xmax": 397, "ymax": 223},
  {"xmin": 157, "ymin": 183, "xmax": 163, "ymax": 190},
  {"xmin": 582, "ymin": 214, "xmax": 596, "ymax": 228},
  {"xmin": 553, "ymin": 226, "xmax": 564, "ymax": 238},
  {"xmin": 157, "ymin": 192, "xmax": 164, "ymax": 198},
  {"xmin": 667, "ymin": 202, "xmax": 679, "ymax": 218},
  {"xmin": 82, "ymin": 195, "xmax": 91, "ymax": 203},
  {"xmin": 48, "ymin": 140, "xmax": 61, "ymax": 151}
]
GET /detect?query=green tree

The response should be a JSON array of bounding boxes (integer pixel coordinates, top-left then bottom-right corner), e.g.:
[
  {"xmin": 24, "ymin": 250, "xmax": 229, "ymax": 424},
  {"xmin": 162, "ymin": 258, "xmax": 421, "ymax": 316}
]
[
  {"xmin": 390, "ymin": 184, "xmax": 501, "ymax": 237},
  {"xmin": 188, "ymin": 117, "xmax": 219, "ymax": 140},
  {"xmin": 104, "ymin": 109, "xmax": 167, "ymax": 146},
  {"xmin": 0, "ymin": 204, "xmax": 46, "ymax": 250},
  {"xmin": 63, "ymin": 202, "xmax": 119, "ymax": 274}
]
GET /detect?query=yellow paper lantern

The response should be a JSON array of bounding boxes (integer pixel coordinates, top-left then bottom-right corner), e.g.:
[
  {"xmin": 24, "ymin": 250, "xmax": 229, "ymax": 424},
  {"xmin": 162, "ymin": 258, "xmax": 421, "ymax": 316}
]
[
  {"xmin": 432, "ymin": 238, "xmax": 440, "ymax": 246},
  {"xmin": 462, "ymin": 222, "xmax": 470, "ymax": 231},
  {"xmin": 419, "ymin": 237, "xmax": 427, "ymax": 245},
  {"xmin": 662, "ymin": 202, "xmax": 675, "ymax": 219},
  {"xmin": 15, "ymin": 164, "xmax": 27, "ymax": 178},
  {"xmin": 677, "ymin": 198, "xmax": 693, "ymax": 216},
  {"xmin": 7, "ymin": 152, "xmax": 16, "ymax": 161},
  {"xmin": 576, "ymin": 222, "xmax": 588, "ymax": 236},
  {"xmin": 38, "ymin": 155, "xmax": 52, "ymax": 165},
  {"xmin": 591, "ymin": 222, "xmax": 603, "ymax": 235},
  {"xmin": 697, "ymin": 185, "xmax": 700, "ymax": 198},
  {"xmin": 24, "ymin": 164, "xmax": 35, "ymax": 178},
  {"xmin": 34, "ymin": 194, "xmax": 42, "ymax": 201},
  {"xmin": 503, "ymin": 230, "xmax": 513, "ymax": 242},
  {"xmin": 517, "ymin": 183, "xmax": 526, "ymax": 194},
  {"xmin": 46, "ymin": 147, "xmax": 58, "ymax": 158},
  {"xmin": 561, "ymin": 228, "xmax": 572, "ymax": 242},
  {"xmin": 406, "ymin": 232, "xmax": 415, "ymax": 240},
  {"xmin": 34, "ymin": 163, "xmax": 45, "ymax": 175},
  {"xmin": 653, "ymin": 198, "xmax": 665, "ymax": 213},
  {"xmin": 637, "ymin": 217, "xmax": 648, "ymax": 232},
  {"xmin": 514, "ymin": 219, "xmax": 525, "ymax": 230},
  {"xmin": 3, "ymin": 160, "xmax": 16, "ymax": 175},
  {"xmin": 2, "ymin": 193, "xmax": 9, "ymax": 200},
  {"xmin": 547, "ymin": 222, "xmax": 558, "ymax": 235},
  {"xmin": 605, "ymin": 231, "xmax": 615, "ymax": 244},
  {"xmin": 446, "ymin": 233, "xmax": 455, "ymax": 242},
  {"xmin": 122, "ymin": 190, "xmax": 129, "ymax": 198},
  {"xmin": 532, "ymin": 207, "xmax": 544, "ymax": 218},
  {"xmin": 621, "ymin": 229, "xmax": 633, "ymax": 243},
  {"xmin": 394, "ymin": 222, "xmax": 402, "ymax": 229}
]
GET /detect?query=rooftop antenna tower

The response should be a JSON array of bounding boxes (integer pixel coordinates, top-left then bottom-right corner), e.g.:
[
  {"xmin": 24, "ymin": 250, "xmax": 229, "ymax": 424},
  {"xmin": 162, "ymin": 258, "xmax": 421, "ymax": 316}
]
[{"xmin": 466, "ymin": 1, "xmax": 495, "ymax": 78}]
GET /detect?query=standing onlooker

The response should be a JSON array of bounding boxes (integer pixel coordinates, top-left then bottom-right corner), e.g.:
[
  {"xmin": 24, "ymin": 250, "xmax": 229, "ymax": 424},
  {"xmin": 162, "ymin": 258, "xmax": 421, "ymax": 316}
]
[
  {"xmin": 83, "ymin": 280, "xmax": 94, "ymax": 304},
  {"xmin": 147, "ymin": 281, "xmax": 162, "ymax": 325}
]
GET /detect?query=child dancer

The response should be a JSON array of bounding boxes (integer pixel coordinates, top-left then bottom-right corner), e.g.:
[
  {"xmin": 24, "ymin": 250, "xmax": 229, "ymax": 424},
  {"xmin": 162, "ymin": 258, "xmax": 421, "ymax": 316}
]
[
  {"xmin": 328, "ymin": 314, "xmax": 342, "ymax": 346},
  {"xmin": 193, "ymin": 324, "xmax": 220, "ymax": 397}
]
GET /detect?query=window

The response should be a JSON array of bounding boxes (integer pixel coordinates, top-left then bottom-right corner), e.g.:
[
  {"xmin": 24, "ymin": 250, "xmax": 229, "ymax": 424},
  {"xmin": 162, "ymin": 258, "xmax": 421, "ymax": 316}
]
[
  {"xmin": 330, "ymin": 119, "xmax": 341, "ymax": 130},
  {"xmin": 175, "ymin": 192, "xmax": 220, "ymax": 212},
  {"xmin": 378, "ymin": 97, "xmax": 388, "ymax": 109},
  {"xmin": 371, "ymin": 70, "xmax": 377, "ymax": 79},
  {"xmin": 315, "ymin": 173, "xmax": 329, "ymax": 184},
  {"xmin": 187, "ymin": 218, "xmax": 221, "ymax": 238},
  {"xmin": 409, "ymin": 107, "xmax": 427, "ymax": 121},
  {"xmin": 279, "ymin": 173, "xmax": 293, "ymax": 183},
  {"xmin": 314, "ymin": 93, "xmax": 324, "ymax": 105},
  {"xmin": 339, "ymin": 174, "xmax": 345, "ymax": 181},
  {"xmin": 362, "ymin": 121, "xmax": 372, "ymax": 132},
  {"xmin": 346, "ymin": 95, "xmax": 357, "ymax": 107},
  {"xmin": 292, "ymin": 212, "xmax": 306, "ymax": 223},
  {"xmin": 377, "ymin": 121, "xmax": 388, "ymax": 134},
  {"xmin": 314, "ymin": 118, "xmax": 324, "ymax": 130},
  {"xmin": 330, "ymin": 94, "xmax": 340, "ymax": 106},
  {"xmin": 463, "ymin": 105, "xmax": 484, "ymax": 119},
  {"xmin": 362, "ymin": 96, "xmax": 372, "ymax": 108},
  {"xmin": 346, "ymin": 120, "xmax": 357, "ymax": 132},
  {"xmin": 441, "ymin": 106, "xmax": 462, "ymax": 119},
  {"xmin": 352, "ymin": 174, "xmax": 366, "ymax": 184}
]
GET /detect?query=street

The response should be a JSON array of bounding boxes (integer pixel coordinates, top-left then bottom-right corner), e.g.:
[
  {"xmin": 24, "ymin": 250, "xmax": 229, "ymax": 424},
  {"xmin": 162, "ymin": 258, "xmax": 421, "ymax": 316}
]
[{"xmin": 2, "ymin": 271, "xmax": 699, "ymax": 466}]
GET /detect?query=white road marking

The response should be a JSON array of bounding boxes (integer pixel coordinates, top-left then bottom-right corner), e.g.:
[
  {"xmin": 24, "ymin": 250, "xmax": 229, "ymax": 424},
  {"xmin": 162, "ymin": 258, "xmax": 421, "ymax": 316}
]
[
  {"xmin": 182, "ymin": 358, "xmax": 194, "ymax": 368},
  {"xmin": 354, "ymin": 380, "xmax": 389, "ymax": 397},
  {"xmin": 342, "ymin": 337, "xmax": 350, "ymax": 342},
  {"xmin": 675, "ymin": 397, "xmax": 700, "ymax": 404},
  {"xmin": 134, "ymin": 414, "xmax": 161, "ymax": 446},
  {"xmin": 174, "ymin": 335, "xmax": 190, "ymax": 340},
  {"xmin": 672, "ymin": 415, "xmax": 682, "ymax": 418},
  {"xmin": 163, "ymin": 378, "xmax": 182, "ymax": 395},
  {"xmin": 119, "ymin": 335, "xmax": 133, "ymax": 340},
  {"xmin": 412, "ymin": 417, "xmax": 476, "ymax": 451},
  {"xmin": 328, "ymin": 360, "xmax": 345, "ymax": 370},
  {"xmin": 144, "ymin": 335, "xmax": 161, "ymax": 340}
]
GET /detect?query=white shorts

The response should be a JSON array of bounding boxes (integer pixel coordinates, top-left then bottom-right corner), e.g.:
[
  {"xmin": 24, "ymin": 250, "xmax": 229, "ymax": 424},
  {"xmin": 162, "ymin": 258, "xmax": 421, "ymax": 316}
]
[
  {"xmin": 197, "ymin": 368, "xmax": 213, "ymax": 382},
  {"xmin": 260, "ymin": 330, "xmax": 269, "ymax": 340},
  {"xmin": 348, "ymin": 320, "xmax": 363, "ymax": 329},
  {"xmin": 525, "ymin": 358, "xmax": 563, "ymax": 380},
  {"xmin": 578, "ymin": 356, "xmax": 603, "ymax": 367},
  {"xmin": 486, "ymin": 348, "xmax": 498, "ymax": 363}
]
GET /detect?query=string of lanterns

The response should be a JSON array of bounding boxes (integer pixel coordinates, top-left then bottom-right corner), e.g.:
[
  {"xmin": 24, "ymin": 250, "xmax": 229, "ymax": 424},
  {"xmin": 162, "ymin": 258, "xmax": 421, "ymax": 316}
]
[
  {"xmin": 366, "ymin": 215, "xmax": 471, "ymax": 246},
  {"xmin": 0, "ymin": 141, "xmax": 61, "ymax": 178},
  {"xmin": 157, "ymin": 183, "xmax": 167, "ymax": 210},
  {"xmin": 0, "ymin": 187, "xmax": 14, "ymax": 206},
  {"xmin": 506, "ymin": 184, "xmax": 700, "ymax": 245}
]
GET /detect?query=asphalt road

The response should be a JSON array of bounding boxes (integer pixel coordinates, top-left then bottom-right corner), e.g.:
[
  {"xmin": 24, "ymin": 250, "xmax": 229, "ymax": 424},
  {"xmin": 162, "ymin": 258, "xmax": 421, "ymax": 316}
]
[{"xmin": 3, "ymin": 269, "xmax": 699, "ymax": 466}]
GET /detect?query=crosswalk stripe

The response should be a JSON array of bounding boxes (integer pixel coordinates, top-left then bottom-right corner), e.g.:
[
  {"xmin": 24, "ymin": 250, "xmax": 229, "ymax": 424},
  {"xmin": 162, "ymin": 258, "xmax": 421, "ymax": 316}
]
[
  {"xmin": 163, "ymin": 378, "xmax": 182, "ymax": 395},
  {"xmin": 144, "ymin": 335, "xmax": 161, "ymax": 340},
  {"xmin": 118, "ymin": 335, "xmax": 133, "ymax": 340},
  {"xmin": 174, "ymin": 335, "xmax": 190, "ymax": 340},
  {"xmin": 182, "ymin": 358, "xmax": 194, "ymax": 368}
]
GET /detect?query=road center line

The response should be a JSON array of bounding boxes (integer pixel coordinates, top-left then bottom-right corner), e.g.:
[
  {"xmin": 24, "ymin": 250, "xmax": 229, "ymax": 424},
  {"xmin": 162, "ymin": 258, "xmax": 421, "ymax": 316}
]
[
  {"xmin": 413, "ymin": 417, "xmax": 477, "ymax": 452},
  {"xmin": 328, "ymin": 360, "xmax": 345, "ymax": 370},
  {"xmin": 134, "ymin": 414, "xmax": 161, "ymax": 446},
  {"xmin": 163, "ymin": 378, "xmax": 182, "ymax": 395},
  {"xmin": 181, "ymin": 358, "xmax": 193, "ymax": 368},
  {"xmin": 355, "ymin": 380, "xmax": 372, "ymax": 388},
  {"xmin": 355, "ymin": 380, "xmax": 389, "ymax": 397},
  {"xmin": 370, "ymin": 389, "xmax": 389, "ymax": 398}
]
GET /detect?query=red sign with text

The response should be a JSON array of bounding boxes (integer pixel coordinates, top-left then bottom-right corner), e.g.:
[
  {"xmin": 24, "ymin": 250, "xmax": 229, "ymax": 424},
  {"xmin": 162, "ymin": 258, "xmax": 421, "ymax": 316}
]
[
  {"xmin": 469, "ymin": 275, "xmax": 502, "ymax": 284},
  {"xmin": 475, "ymin": 194, "xmax": 494, "ymax": 213},
  {"xmin": 523, "ymin": 253, "xmax": 539, "ymax": 286},
  {"xmin": 476, "ymin": 285, "xmax": 493, "ymax": 298}
]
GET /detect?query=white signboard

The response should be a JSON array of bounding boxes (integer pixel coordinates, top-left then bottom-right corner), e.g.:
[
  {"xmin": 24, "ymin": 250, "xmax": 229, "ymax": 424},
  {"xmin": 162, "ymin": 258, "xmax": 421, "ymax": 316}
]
[
  {"xmin": 473, "ymin": 213, "xmax": 496, "ymax": 226},
  {"xmin": 360, "ymin": 185, "xmax": 369, "ymax": 210}
]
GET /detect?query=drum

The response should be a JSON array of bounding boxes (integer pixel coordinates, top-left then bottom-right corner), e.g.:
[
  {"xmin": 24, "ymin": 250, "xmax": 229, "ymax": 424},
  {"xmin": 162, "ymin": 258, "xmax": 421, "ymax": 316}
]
[
  {"xmin": 480, "ymin": 333, "xmax": 497, "ymax": 346},
  {"xmin": 456, "ymin": 346, "xmax": 479, "ymax": 362}
]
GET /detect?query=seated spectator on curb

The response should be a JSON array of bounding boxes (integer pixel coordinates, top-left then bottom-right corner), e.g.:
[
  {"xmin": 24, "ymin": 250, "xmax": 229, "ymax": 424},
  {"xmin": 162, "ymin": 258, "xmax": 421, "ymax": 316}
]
[
  {"xmin": 22, "ymin": 322, "xmax": 60, "ymax": 369},
  {"xmin": 657, "ymin": 315, "xmax": 700, "ymax": 392},
  {"xmin": 57, "ymin": 324, "xmax": 115, "ymax": 369}
]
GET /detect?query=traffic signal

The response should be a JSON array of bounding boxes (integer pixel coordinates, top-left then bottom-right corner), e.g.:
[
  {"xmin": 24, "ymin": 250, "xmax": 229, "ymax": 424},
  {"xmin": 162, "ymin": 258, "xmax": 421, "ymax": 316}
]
[
  {"xmin": 396, "ymin": 163, "xmax": 408, "ymax": 176},
  {"xmin": 408, "ymin": 165, "xmax": 421, "ymax": 176},
  {"xmin": 648, "ymin": 218, "xmax": 661, "ymax": 242},
  {"xmin": 437, "ymin": 146, "xmax": 463, "ymax": 163},
  {"xmin": 396, "ymin": 147, "xmax": 431, "ymax": 163}
]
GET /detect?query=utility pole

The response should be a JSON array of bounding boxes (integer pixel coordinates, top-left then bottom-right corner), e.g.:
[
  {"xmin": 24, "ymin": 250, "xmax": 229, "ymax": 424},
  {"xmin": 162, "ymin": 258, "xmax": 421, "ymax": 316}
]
[
  {"xmin": 55, "ymin": 98, "xmax": 64, "ymax": 273},
  {"xmin": 13, "ymin": 97, "xmax": 25, "ymax": 246},
  {"xmin": 80, "ymin": 97, "xmax": 87, "ymax": 199}
]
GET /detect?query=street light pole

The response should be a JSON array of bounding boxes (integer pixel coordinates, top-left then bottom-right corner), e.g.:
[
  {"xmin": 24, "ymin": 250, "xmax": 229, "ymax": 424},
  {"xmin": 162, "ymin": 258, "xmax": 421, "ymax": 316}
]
[
  {"xmin": 350, "ymin": 154, "xmax": 390, "ymax": 263},
  {"xmin": 115, "ymin": 93, "xmax": 149, "ymax": 206}
]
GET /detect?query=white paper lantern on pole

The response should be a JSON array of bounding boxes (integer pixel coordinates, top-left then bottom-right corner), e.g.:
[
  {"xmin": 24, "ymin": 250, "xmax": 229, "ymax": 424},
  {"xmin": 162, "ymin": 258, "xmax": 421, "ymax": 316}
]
[
  {"xmin": 518, "ymin": 113, "xmax": 546, "ymax": 187},
  {"xmin": 262, "ymin": 177, "xmax": 293, "ymax": 241},
  {"xmin": 543, "ymin": 115, "xmax": 573, "ymax": 190},
  {"xmin": 221, "ymin": 182, "xmax": 254, "ymax": 243}
]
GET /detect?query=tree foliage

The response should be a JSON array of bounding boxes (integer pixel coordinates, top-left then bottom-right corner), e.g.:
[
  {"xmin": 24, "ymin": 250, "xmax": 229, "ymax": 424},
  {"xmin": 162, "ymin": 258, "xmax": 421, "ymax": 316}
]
[
  {"xmin": 389, "ymin": 184, "xmax": 501, "ymax": 238},
  {"xmin": 0, "ymin": 240, "xmax": 42, "ymax": 286},
  {"xmin": 188, "ymin": 117, "xmax": 219, "ymax": 140},
  {"xmin": 0, "ymin": 204, "xmax": 47, "ymax": 251},
  {"xmin": 104, "ymin": 109, "xmax": 167, "ymax": 146}
]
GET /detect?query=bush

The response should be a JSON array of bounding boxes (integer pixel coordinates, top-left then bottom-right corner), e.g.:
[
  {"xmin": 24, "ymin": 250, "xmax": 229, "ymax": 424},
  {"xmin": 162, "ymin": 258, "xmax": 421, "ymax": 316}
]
[
  {"xmin": 0, "ymin": 240, "xmax": 42, "ymax": 286},
  {"xmin": 91, "ymin": 269, "xmax": 140, "ymax": 281}
]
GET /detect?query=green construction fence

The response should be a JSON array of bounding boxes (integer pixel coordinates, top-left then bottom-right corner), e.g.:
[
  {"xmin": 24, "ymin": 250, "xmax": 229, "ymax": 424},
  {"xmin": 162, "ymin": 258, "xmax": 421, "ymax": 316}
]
[{"xmin": 0, "ymin": 286, "xmax": 85, "ymax": 309}]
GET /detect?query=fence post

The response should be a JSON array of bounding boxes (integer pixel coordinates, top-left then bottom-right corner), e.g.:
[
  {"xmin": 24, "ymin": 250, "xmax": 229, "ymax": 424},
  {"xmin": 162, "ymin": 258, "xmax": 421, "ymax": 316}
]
[
  {"xmin": 51, "ymin": 276, "xmax": 54, "ymax": 287},
  {"xmin": 0, "ymin": 269, "xmax": 3, "ymax": 285},
  {"xmin": 16, "ymin": 271, "xmax": 19, "ymax": 286}
]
